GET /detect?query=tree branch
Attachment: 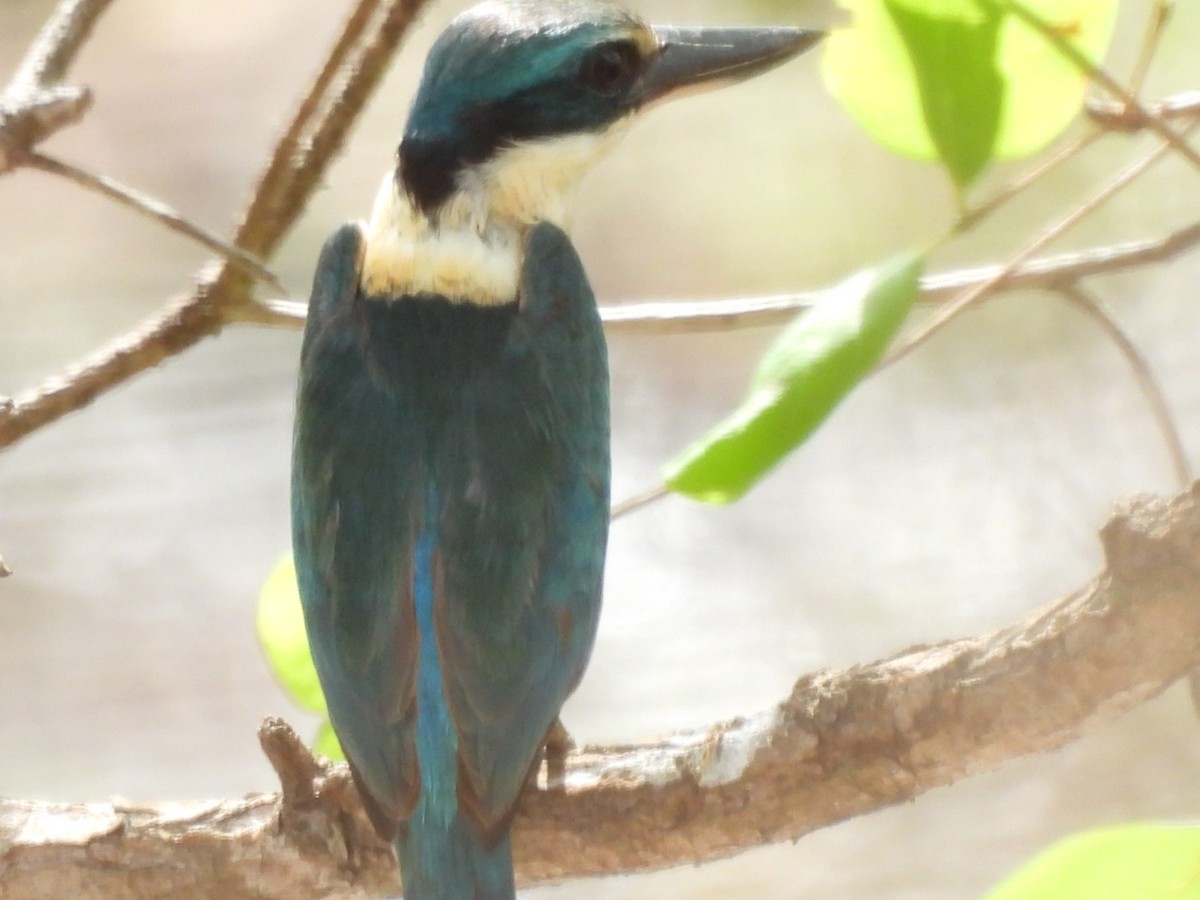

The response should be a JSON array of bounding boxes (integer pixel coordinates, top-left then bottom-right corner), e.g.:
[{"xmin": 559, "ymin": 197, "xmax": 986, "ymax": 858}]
[
  {"xmin": 2, "ymin": 0, "xmax": 283, "ymax": 296},
  {"xmin": 1088, "ymin": 90, "xmax": 1200, "ymax": 132},
  {"xmin": 23, "ymin": 151, "xmax": 283, "ymax": 291},
  {"xmin": 1003, "ymin": 0, "xmax": 1200, "ymax": 172},
  {"xmin": 241, "ymin": 218, "xmax": 1200, "ymax": 335},
  {"xmin": 0, "ymin": 0, "xmax": 433, "ymax": 452},
  {"xmin": 10, "ymin": 0, "xmax": 117, "ymax": 90},
  {"xmin": 1125, "ymin": 0, "xmax": 1174, "ymax": 100},
  {"xmin": 9, "ymin": 215, "xmax": 1200, "ymax": 452},
  {"xmin": 1056, "ymin": 283, "xmax": 1191, "ymax": 487},
  {"xmin": 230, "ymin": 0, "xmax": 423, "ymax": 258},
  {"xmin": 882, "ymin": 116, "xmax": 1200, "ymax": 369},
  {"xmin": 0, "ymin": 0, "xmax": 116, "ymax": 173},
  {"xmin": 5, "ymin": 484, "xmax": 1200, "ymax": 898},
  {"xmin": 4, "ymin": 0, "xmax": 1199, "ymax": 452}
]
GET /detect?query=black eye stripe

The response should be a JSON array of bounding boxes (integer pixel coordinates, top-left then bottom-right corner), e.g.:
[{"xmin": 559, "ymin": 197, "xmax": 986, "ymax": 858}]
[
  {"xmin": 580, "ymin": 41, "xmax": 639, "ymax": 92},
  {"xmin": 400, "ymin": 38, "xmax": 646, "ymax": 215}
]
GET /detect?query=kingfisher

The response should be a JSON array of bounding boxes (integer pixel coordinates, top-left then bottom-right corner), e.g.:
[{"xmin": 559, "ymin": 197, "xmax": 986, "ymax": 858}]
[{"xmin": 291, "ymin": 2, "xmax": 820, "ymax": 897}]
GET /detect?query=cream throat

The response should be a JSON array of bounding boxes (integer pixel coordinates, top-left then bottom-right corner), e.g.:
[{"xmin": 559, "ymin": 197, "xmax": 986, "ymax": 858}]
[{"xmin": 359, "ymin": 124, "xmax": 629, "ymax": 305}]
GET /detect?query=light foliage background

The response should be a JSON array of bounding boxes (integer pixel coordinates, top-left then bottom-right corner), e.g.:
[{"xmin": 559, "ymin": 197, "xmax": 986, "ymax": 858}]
[{"xmin": 2, "ymin": 0, "xmax": 1199, "ymax": 896}]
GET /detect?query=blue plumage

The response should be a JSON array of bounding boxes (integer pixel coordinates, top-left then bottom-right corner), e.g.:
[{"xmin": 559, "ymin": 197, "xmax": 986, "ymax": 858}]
[
  {"xmin": 293, "ymin": 223, "xmax": 608, "ymax": 897},
  {"xmin": 291, "ymin": 2, "xmax": 820, "ymax": 896}
]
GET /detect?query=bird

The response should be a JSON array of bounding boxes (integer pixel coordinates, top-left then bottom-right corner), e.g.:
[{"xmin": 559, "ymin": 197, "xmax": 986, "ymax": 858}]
[{"xmin": 290, "ymin": 2, "xmax": 821, "ymax": 897}]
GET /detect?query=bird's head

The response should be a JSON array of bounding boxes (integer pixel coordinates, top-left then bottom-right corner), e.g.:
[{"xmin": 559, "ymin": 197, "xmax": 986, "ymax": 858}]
[{"xmin": 361, "ymin": 0, "xmax": 822, "ymax": 302}]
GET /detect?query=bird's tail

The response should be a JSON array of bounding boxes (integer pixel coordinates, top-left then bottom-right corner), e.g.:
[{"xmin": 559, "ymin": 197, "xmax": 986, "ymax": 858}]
[{"xmin": 395, "ymin": 815, "xmax": 515, "ymax": 900}]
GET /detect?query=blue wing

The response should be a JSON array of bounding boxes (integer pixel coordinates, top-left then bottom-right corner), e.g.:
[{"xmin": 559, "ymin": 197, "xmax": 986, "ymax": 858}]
[
  {"xmin": 291, "ymin": 221, "xmax": 609, "ymax": 844},
  {"xmin": 434, "ymin": 222, "xmax": 610, "ymax": 837},
  {"xmin": 291, "ymin": 223, "xmax": 423, "ymax": 835}
]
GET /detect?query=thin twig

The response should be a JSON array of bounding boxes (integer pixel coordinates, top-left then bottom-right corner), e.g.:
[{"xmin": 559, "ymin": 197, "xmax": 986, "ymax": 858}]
[
  {"xmin": 233, "ymin": 0, "xmax": 430, "ymax": 259},
  {"xmin": 1056, "ymin": 284, "xmax": 1191, "ymax": 487},
  {"xmin": 0, "ymin": 0, "xmax": 115, "ymax": 172},
  {"xmin": 24, "ymin": 151, "xmax": 284, "ymax": 292},
  {"xmin": 0, "ymin": 86, "xmax": 92, "ymax": 175},
  {"xmin": 236, "ymin": 220, "xmax": 1200, "ymax": 336},
  {"xmin": 1088, "ymin": 90, "xmax": 1200, "ymax": 131},
  {"xmin": 611, "ymin": 484, "xmax": 669, "ymax": 520},
  {"xmin": 955, "ymin": 129, "xmax": 1102, "ymax": 234},
  {"xmin": 601, "ymin": 237, "xmax": 1198, "ymax": 523},
  {"xmin": 0, "ymin": 0, "xmax": 434, "ymax": 452},
  {"xmin": 277, "ymin": 0, "xmax": 382, "ymax": 160},
  {"xmin": 0, "ymin": 295, "xmax": 225, "ymax": 450},
  {"xmin": 10, "ymin": 0, "xmax": 118, "ymax": 90},
  {"xmin": 1128, "ymin": 0, "xmax": 1174, "ymax": 99},
  {"xmin": 230, "ymin": 0, "xmax": 388, "ymax": 257},
  {"xmin": 881, "ymin": 119, "xmax": 1200, "ymax": 370},
  {"xmin": 279, "ymin": 4, "xmax": 429, "ymax": 229},
  {"xmin": 1001, "ymin": 0, "xmax": 1200, "ymax": 173}
]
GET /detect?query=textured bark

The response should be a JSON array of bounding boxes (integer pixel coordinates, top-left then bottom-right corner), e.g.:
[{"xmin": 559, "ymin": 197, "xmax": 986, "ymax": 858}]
[
  {"xmin": 5, "ymin": 486, "xmax": 1200, "ymax": 899},
  {"xmin": 0, "ymin": 0, "xmax": 432, "ymax": 451}
]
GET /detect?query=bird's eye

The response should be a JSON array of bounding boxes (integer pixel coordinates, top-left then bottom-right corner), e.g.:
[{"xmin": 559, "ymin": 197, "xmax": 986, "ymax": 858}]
[{"xmin": 580, "ymin": 42, "xmax": 638, "ymax": 94}]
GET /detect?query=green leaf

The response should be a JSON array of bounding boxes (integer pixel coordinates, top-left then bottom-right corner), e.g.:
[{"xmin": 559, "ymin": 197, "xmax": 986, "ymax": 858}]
[
  {"xmin": 313, "ymin": 719, "xmax": 346, "ymax": 761},
  {"xmin": 822, "ymin": 0, "xmax": 1119, "ymax": 188},
  {"xmin": 987, "ymin": 823, "xmax": 1200, "ymax": 900},
  {"xmin": 886, "ymin": 0, "xmax": 1004, "ymax": 190},
  {"xmin": 256, "ymin": 554, "xmax": 327, "ymax": 714},
  {"xmin": 665, "ymin": 252, "xmax": 923, "ymax": 503},
  {"xmin": 990, "ymin": 0, "xmax": 1119, "ymax": 157}
]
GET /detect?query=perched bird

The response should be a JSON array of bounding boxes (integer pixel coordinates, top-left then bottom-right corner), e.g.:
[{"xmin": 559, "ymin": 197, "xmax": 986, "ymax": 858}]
[{"xmin": 291, "ymin": 1, "xmax": 821, "ymax": 897}]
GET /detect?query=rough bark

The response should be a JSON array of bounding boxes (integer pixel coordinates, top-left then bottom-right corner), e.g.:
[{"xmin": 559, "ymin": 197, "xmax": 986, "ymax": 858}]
[{"xmin": 4, "ymin": 485, "xmax": 1200, "ymax": 899}]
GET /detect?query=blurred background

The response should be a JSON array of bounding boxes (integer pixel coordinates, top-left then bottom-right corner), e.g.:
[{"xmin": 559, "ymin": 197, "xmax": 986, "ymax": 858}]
[{"xmin": 2, "ymin": 0, "xmax": 1200, "ymax": 897}]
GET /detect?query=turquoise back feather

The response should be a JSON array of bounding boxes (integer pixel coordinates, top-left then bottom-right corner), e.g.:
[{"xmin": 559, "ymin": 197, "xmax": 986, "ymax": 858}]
[{"xmin": 292, "ymin": 223, "xmax": 609, "ymax": 899}]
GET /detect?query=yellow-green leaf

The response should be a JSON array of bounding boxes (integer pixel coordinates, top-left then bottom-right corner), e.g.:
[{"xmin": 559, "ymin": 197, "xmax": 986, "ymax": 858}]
[
  {"xmin": 665, "ymin": 252, "xmax": 923, "ymax": 503},
  {"xmin": 823, "ymin": 0, "xmax": 1119, "ymax": 188},
  {"xmin": 987, "ymin": 823, "xmax": 1200, "ymax": 900},
  {"xmin": 256, "ymin": 554, "xmax": 327, "ymax": 714},
  {"xmin": 313, "ymin": 719, "xmax": 345, "ymax": 761}
]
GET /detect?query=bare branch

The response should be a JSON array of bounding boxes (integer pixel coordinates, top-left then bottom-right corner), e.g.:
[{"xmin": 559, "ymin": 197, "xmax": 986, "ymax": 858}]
[
  {"xmin": 2, "ymin": 0, "xmax": 282, "ymax": 293},
  {"xmin": 918, "ymin": 218, "xmax": 1200, "ymax": 299},
  {"xmin": 593, "ymin": 228, "xmax": 1200, "ymax": 522},
  {"xmin": 237, "ymin": 219, "xmax": 1200, "ymax": 336},
  {"xmin": 226, "ymin": 0, "xmax": 386, "ymax": 258},
  {"xmin": 232, "ymin": 0, "xmax": 429, "ymax": 258},
  {"xmin": 882, "ymin": 118, "xmax": 1200, "ymax": 369},
  {"xmin": 10, "ymin": 0, "xmax": 118, "ymax": 90},
  {"xmin": 1089, "ymin": 90, "xmax": 1200, "ymax": 132},
  {"xmin": 0, "ymin": 0, "xmax": 434, "ymax": 452},
  {"xmin": 0, "ymin": 293, "xmax": 225, "ymax": 447},
  {"xmin": 955, "ymin": 129, "xmax": 1102, "ymax": 234},
  {"xmin": 24, "ymin": 151, "xmax": 283, "ymax": 291},
  {"xmin": 5, "ymin": 485, "xmax": 1200, "ymax": 897},
  {"xmin": 0, "ymin": 0, "xmax": 116, "ymax": 173},
  {"xmin": 1057, "ymin": 284, "xmax": 1192, "ymax": 487},
  {"xmin": 1003, "ymin": 0, "xmax": 1200, "ymax": 172},
  {"xmin": 0, "ymin": 85, "xmax": 91, "ymax": 174},
  {"xmin": 610, "ymin": 484, "xmax": 669, "ymax": 520},
  {"xmin": 1128, "ymin": 0, "xmax": 1174, "ymax": 99}
]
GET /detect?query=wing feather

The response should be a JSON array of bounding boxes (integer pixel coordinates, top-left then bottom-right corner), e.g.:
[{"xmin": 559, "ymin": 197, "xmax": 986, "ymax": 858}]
[
  {"xmin": 293, "ymin": 221, "xmax": 609, "ymax": 843},
  {"xmin": 291, "ymin": 223, "xmax": 423, "ymax": 839},
  {"xmin": 434, "ymin": 222, "xmax": 610, "ymax": 834}
]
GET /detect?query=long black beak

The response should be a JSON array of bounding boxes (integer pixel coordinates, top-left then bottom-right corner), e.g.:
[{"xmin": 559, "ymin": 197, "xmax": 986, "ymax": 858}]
[{"xmin": 637, "ymin": 26, "xmax": 824, "ymax": 104}]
